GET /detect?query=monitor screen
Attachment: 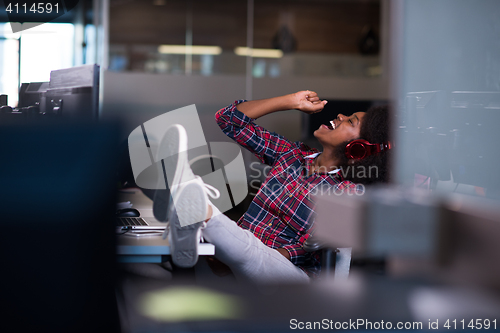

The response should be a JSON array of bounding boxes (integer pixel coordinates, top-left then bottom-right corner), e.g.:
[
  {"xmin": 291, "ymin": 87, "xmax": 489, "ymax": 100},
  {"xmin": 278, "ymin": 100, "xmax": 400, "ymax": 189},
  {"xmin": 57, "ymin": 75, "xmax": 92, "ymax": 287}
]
[
  {"xmin": 405, "ymin": 90, "xmax": 447, "ymax": 131},
  {"xmin": 45, "ymin": 64, "xmax": 100, "ymax": 120},
  {"xmin": 5, "ymin": 64, "xmax": 100, "ymax": 124},
  {"xmin": 18, "ymin": 81, "xmax": 50, "ymax": 109}
]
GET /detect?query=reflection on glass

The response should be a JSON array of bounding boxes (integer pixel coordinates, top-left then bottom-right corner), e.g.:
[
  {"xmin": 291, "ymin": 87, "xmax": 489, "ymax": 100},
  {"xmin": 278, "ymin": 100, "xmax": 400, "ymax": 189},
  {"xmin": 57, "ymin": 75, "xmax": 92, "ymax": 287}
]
[{"xmin": 396, "ymin": 0, "xmax": 500, "ymax": 200}]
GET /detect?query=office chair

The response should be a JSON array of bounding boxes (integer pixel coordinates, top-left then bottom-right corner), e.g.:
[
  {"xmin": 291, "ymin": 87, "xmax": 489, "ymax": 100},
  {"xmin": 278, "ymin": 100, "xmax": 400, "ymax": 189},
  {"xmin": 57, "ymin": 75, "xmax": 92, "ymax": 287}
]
[{"xmin": 304, "ymin": 234, "xmax": 352, "ymax": 280}]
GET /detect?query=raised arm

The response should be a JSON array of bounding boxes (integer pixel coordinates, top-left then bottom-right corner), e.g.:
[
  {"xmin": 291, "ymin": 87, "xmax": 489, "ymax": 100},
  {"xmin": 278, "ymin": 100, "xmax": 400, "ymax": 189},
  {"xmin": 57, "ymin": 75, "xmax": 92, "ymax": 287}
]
[
  {"xmin": 215, "ymin": 91, "xmax": 327, "ymax": 166},
  {"xmin": 237, "ymin": 91, "xmax": 327, "ymax": 119}
]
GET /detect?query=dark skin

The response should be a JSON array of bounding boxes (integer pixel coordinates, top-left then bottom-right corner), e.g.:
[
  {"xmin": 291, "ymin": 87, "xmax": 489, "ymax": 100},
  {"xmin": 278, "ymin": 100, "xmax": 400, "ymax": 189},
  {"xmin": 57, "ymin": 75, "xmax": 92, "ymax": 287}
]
[{"xmin": 207, "ymin": 91, "xmax": 364, "ymax": 272}]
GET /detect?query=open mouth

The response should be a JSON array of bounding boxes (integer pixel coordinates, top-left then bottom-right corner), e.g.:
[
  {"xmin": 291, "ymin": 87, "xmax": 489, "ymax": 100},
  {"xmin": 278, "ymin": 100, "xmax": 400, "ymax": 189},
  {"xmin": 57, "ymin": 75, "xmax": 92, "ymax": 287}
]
[
  {"xmin": 321, "ymin": 120, "xmax": 336, "ymax": 131},
  {"xmin": 325, "ymin": 120, "xmax": 336, "ymax": 130}
]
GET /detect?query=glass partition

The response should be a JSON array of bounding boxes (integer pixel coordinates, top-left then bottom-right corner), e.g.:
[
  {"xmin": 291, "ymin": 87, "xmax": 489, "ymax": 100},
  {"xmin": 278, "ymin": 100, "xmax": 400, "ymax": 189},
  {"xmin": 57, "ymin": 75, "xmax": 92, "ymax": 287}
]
[
  {"xmin": 252, "ymin": 0, "xmax": 381, "ymax": 78},
  {"xmin": 108, "ymin": 0, "xmax": 381, "ymax": 78},
  {"xmin": 108, "ymin": 0, "xmax": 247, "ymax": 75},
  {"xmin": 392, "ymin": 0, "xmax": 500, "ymax": 200}
]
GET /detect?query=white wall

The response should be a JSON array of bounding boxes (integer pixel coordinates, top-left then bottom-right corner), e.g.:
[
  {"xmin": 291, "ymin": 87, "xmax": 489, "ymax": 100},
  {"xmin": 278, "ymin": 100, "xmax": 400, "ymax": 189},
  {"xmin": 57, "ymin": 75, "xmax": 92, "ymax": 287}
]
[{"xmin": 102, "ymin": 72, "xmax": 389, "ymax": 144}]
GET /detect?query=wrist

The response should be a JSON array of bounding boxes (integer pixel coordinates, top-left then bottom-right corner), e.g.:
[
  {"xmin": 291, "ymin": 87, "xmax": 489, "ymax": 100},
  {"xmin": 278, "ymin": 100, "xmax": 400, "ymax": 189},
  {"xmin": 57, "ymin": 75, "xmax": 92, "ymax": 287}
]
[{"xmin": 284, "ymin": 93, "xmax": 300, "ymax": 110}]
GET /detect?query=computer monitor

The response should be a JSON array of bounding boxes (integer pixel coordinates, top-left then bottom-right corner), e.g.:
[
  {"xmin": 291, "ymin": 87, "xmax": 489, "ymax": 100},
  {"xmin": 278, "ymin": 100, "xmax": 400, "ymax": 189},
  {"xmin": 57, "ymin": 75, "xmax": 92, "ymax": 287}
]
[
  {"xmin": 7, "ymin": 64, "xmax": 100, "ymax": 123},
  {"xmin": 448, "ymin": 91, "xmax": 500, "ymax": 191},
  {"xmin": 405, "ymin": 90, "xmax": 447, "ymax": 131},
  {"xmin": 401, "ymin": 90, "xmax": 500, "ymax": 194},
  {"xmin": 403, "ymin": 91, "xmax": 451, "ymax": 183},
  {"xmin": 45, "ymin": 64, "xmax": 100, "ymax": 120},
  {"xmin": 18, "ymin": 81, "xmax": 50, "ymax": 109}
]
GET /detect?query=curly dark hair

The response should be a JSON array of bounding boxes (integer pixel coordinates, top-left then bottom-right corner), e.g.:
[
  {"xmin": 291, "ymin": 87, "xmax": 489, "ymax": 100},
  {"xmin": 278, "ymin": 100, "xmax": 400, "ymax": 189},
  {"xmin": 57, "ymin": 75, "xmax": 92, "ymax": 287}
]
[{"xmin": 334, "ymin": 105, "xmax": 392, "ymax": 185}]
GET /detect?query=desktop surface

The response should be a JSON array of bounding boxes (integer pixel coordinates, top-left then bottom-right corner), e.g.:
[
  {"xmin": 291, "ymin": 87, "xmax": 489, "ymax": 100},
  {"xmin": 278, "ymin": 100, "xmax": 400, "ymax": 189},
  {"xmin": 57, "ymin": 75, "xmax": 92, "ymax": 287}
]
[{"xmin": 116, "ymin": 188, "xmax": 215, "ymax": 263}]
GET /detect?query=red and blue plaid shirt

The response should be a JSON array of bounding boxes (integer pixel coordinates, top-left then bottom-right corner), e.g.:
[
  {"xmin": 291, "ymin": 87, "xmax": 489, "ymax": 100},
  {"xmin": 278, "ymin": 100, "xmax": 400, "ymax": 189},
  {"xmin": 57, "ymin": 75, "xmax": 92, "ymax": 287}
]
[{"xmin": 215, "ymin": 100, "xmax": 361, "ymax": 277}]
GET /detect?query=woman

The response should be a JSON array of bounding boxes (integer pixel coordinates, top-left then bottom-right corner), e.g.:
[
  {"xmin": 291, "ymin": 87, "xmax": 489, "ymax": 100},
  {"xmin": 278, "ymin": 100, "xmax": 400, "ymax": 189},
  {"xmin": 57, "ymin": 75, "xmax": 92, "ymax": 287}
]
[{"xmin": 166, "ymin": 90, "xmax": 391, "ymax": 283}]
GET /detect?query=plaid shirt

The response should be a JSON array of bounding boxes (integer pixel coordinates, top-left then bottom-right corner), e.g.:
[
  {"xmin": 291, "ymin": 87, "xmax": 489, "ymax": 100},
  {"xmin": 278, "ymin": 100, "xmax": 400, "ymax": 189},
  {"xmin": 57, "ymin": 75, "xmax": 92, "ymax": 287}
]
[{"xmin": 215, "ymin": 100, "xmax": 361, "ymax": 277}]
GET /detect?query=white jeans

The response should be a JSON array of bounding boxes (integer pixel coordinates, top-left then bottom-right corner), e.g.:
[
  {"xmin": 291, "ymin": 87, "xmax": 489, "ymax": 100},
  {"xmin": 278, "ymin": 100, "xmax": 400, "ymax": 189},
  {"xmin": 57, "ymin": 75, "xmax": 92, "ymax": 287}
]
[{"xmin": 201, "ymin": 213, "xmax": 310, "ymax": 284}]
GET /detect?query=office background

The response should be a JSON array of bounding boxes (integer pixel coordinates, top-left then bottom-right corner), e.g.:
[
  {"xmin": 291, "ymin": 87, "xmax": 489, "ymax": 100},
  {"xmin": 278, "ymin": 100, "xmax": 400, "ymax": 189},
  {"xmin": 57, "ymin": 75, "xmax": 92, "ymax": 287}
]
[{"xmin": 3, "ymin": 0, "xmax": 498, "ymax": 201}]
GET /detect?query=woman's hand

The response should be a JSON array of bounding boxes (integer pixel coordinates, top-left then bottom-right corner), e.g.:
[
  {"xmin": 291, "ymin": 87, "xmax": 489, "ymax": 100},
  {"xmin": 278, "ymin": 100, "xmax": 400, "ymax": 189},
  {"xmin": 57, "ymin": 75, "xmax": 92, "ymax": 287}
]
[
  {"xmin": 237, "ymin": 90, "xmax": 327, "ymax": 119},
  {"xmin": 292, "ymin": 90, "xmax": 328, "ymax": 114}
]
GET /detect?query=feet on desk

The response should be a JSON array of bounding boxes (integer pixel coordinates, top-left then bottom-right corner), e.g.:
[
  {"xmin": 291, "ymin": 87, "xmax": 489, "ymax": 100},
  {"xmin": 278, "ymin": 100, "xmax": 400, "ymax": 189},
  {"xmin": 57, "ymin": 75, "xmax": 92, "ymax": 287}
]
[
  {"xmin": 156, "ymin": 124, "xmax": 220, "ymax": 228},
  {"xmin": 158, "ymin": 124, "xmax": 221, "ymax": 268},
  {"xmin": 165, "ymin": 182, "xmax": 207, "ymax": 268}
]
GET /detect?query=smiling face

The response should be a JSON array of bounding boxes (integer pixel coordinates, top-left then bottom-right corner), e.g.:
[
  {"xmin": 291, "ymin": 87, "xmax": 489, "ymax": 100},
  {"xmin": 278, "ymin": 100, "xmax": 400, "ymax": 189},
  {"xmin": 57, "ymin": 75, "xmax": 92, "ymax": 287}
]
[{"xmin": 313, "ymin": 112, "xmax": 366, "ymax": 149}]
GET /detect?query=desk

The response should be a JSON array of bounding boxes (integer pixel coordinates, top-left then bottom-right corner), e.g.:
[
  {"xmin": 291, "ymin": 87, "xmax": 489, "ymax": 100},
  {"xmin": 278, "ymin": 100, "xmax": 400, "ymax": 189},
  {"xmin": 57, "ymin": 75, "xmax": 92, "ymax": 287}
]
[
  {"xmin": 116, "ymin": 188, "xmax": 215, "ymax": 263},
  {"xmin": 117, "ymin": 236, "xmax": 215, "ymax": 263}
]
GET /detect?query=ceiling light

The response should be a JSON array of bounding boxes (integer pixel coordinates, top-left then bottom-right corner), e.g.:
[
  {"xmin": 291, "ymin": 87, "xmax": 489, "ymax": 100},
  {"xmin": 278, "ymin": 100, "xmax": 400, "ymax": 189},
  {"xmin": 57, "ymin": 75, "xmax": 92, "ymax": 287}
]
[
  {"xmin": 234, "ymin": 47, "xmax": 283, "ymax": 58},
  {"xmin": 158, "ymin": 45, "xmax": 222, "ymax": 55}
]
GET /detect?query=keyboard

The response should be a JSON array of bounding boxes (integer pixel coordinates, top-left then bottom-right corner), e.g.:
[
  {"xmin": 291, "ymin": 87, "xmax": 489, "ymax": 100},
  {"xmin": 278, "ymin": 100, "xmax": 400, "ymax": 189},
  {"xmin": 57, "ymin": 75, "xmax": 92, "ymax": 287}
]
[{"xmin": 116, "ymin": 217, "xmax": 148, "ymax": 226}]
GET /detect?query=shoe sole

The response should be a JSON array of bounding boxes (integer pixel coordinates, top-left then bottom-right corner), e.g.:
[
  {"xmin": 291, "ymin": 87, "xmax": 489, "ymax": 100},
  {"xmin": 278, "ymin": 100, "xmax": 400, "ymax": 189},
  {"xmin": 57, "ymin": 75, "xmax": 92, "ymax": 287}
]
[{"xmin": 168, "ymin": 182, "xmax": 207, "ymax": 268}]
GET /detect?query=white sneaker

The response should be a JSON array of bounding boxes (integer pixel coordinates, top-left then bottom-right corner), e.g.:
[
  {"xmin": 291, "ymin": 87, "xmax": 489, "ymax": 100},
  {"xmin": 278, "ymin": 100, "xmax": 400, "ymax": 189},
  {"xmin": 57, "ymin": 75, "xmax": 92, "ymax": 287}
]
[
  {"xmin": 165, "ymin": 181, "xmax": 207, "ymax": 268},
  {"xmin": 155, "ymin": 124, "xmax": 220, "ymax": 227},
  {"xmin": 154, "ymin": 124, "xmax": 220, "ymax": 268}
]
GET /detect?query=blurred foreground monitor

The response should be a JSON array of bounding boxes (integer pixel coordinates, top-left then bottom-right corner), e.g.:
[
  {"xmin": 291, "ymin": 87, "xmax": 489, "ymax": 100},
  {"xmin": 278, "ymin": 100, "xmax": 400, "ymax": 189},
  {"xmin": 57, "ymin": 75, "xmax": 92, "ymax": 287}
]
[{"xmin": 0, "ymin": 122, "xmax": 121, "ymax": 333}]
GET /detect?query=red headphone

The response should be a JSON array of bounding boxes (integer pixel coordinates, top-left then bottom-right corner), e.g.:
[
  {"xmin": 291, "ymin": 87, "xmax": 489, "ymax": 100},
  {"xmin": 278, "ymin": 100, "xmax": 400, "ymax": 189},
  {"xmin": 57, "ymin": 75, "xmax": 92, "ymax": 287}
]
[{"xmin": 345, "ymin": 140, "xmax": 392, "ymax": 160}]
